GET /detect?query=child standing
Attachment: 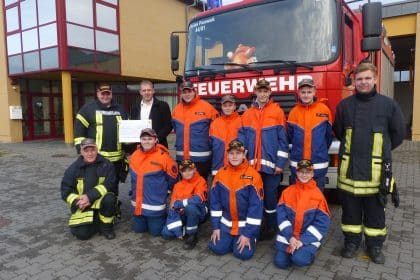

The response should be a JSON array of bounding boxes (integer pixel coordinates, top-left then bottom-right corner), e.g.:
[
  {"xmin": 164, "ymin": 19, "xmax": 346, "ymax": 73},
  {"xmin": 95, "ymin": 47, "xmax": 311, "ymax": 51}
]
[{"xmin": 162, "ymin": 160, "xmax": 208, "ymax": 250}]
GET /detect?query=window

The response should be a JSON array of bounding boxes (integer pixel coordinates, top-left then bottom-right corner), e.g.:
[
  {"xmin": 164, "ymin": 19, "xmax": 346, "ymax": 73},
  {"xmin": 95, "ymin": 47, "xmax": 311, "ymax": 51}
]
[
  {"xmin": 7, "ymin": 34, "xmax": 21, "ymax": 55},
  {"xmin": 8, "ymin": 55, "xmax": 23, "ymax": 74},
  {"xmin": 24, "ymin": 51, "xmax": 40, "ymax": 72},
  {"xmin": 38, "ymin": 0, "xmax": 56, "ymax": 24},
  {"xmin": 96, "ymin": 3, "xmax": 117, "ymax": 31},
  {"xmin": 6, "ymin": 7, "xmax": 19, "ymax": 32},
  {"xmin": 39, "ymin": 23, "xmax": 57, "ymax": 48},
  {"xmin": 95, "ymin": 30, "xmax": 119, "ymax": 53},
  {"xmin": 20, "ymin": 0, "xmax": 38, "ymax": 30},
  {"xmin": 66, "ymin": 0, "xmax": 94, "ymax": 27},
  {"xmin": 22, "ymin": 28, "xmax": 39, "ymax": 52},
  {"xmin": 41, "ymin": 47, "xmax": 59, "ymax": 69},
  {"xmin": 67, "ymin": 24, "xmax": 95, "ymax": 49}
]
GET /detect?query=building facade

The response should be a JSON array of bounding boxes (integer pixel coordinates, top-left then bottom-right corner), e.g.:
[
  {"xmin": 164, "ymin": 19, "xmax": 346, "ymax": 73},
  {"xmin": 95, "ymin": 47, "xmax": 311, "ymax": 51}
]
[{"xmin": 0, "ymin": 0, "xmax": 195, "ymax": 143}]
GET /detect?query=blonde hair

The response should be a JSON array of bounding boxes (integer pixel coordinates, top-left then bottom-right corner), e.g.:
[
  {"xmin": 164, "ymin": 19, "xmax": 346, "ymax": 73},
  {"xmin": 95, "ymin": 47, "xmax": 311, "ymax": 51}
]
[{"xmin": 354, "ymin": 62, "xmax": 377, "ymax": 76}]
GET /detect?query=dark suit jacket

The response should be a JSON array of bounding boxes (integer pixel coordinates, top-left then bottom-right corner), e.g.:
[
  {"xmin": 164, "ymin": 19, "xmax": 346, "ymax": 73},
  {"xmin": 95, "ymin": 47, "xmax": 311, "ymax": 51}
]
[{"xmin": 130, "ymin": 97, "xmax": 173, "ymax": 148}]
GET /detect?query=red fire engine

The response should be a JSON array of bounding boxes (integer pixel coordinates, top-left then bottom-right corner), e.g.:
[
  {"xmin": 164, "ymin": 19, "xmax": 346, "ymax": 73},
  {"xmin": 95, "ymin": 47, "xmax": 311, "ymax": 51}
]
[{"xmin": 170, "ymin": 0, "xmax": 394, "ymax": 189}]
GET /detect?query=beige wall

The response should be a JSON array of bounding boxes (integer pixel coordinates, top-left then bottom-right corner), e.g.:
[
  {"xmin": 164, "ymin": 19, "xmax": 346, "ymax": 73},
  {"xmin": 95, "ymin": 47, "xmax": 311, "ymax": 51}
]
[
  {"xmin": 120, "ymin": 0, "xmax": 197, "ymax": 81},
  {"xmin": 0, "ymin": 2, "xmax": 22, "ymax": 143}
]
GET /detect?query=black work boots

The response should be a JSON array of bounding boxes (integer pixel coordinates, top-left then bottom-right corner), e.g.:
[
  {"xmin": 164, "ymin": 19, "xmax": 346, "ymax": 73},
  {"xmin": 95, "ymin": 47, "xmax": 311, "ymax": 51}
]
[
  {"xmin": 183, "ymin": 233, "xmax": 198, "ymax": 250},
  {"xmin": 341, "ymin": 243, "xmax": 359, "ymax": 258},
  {"xmin": 367, "ymin": 246, "xmax": 385, "ymax": 264}
]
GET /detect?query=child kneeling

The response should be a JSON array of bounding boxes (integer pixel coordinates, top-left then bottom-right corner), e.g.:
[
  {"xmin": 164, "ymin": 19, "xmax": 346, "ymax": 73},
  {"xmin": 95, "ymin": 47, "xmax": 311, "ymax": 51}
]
[
  {"xmin": 161, "ymin": 160, "xmax": 208, "ymax": 250},
  {"xmin": 209, "ymin": 140, "xmax": 264, "ymax": 260},
  {"xmin": 274, "ymin": 159, "xmax": 331, "ymax": 268}
]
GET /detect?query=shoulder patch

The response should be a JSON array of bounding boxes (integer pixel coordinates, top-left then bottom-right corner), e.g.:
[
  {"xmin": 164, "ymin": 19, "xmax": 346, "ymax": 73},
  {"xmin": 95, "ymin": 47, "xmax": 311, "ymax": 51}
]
[
  {"xmin": 171, "ymin": 165, "xmax": 178, "ymax": 174},
  {"xmin": 240, "ymin": 175, "xmax": 253, "ymax": 180},
  {"xmin": 316, "ymin": 113, "xmax": 329, "ymax": 118}
]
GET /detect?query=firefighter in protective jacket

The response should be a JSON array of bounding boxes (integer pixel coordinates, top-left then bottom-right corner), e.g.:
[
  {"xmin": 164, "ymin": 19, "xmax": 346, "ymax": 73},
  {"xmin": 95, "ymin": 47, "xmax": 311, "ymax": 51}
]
[
  {"xmin": 333, "ymin": 63, "xmax": 405, "ymax": 264},
  {"xmin": 274, "ymin": 159, "xmax": 330, "ymax": 268},
  {"xmin": 61, "ymin": 138, "xmax": 117, "ymax": 240},
  {"xmin": 209, "ymin": 140, "xmax": 264, "ymax": 260},
  {"xmin": 73, "ymin": 83, "xmax": 128, "ymax": 194},
  {"xmin": 287, "ymin": 78, "xmax": 333, "ymax": 190}
]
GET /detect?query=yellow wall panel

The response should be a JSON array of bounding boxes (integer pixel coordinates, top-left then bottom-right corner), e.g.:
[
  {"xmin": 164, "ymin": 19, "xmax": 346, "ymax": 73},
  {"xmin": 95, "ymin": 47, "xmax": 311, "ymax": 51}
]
[
  {"xmin": 120, "ymin": 0, "xmax": 197, "ymax": 81},
  {"xmin": 383, "ymin": 14, "xmax": 416, "ymax": 37},
  {"xmin": 0, "ymin": 1, "xmax": 22, "ymax": 143}
]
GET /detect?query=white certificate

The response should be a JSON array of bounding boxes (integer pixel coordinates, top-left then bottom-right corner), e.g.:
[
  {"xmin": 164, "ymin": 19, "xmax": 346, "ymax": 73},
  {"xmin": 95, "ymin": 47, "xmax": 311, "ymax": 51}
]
[{"xmin": 119, "ymin": 120, "xmax": 152, "ymax": 143}]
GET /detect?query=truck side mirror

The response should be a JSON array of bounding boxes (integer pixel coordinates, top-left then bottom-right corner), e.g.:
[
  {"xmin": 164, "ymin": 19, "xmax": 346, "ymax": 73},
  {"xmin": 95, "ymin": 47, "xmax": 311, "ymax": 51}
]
[
  {"xmin": 361, "ymin": 37, "xmax": 381, "ymax": 52},
  {"xmin": 171, "ymin": 35, "xmax": 180, "ymax": 61},
  {"xmin": 171, "ymin": 60, "xmax": 179, "ymax": 72},
  {"xmin": 362, "ymin": 2, "xmax": 382, "ymax": 37}
]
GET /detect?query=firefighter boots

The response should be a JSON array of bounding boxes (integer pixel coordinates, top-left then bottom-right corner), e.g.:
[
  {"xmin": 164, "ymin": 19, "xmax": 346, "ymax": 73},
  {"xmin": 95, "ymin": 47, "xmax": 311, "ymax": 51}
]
[
  {"xmin": 341, "ymin": 243, "xmax": 359, "ymax": 258},
  {"xmin": 183, "ymin": 233, "xmax": 198, "ymax": 250},
  {"xmin": 367, "ymin": 246, "xmax": 385, "ymax": 264}
]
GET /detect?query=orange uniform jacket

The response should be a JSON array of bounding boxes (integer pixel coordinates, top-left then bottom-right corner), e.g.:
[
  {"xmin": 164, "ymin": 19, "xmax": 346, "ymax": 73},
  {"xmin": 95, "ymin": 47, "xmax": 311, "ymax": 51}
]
[
  {"xmin": 209, "ymin": 111, "xmax": 242, "ymax": 175},
  {"xmin": 172, "ymin": 95, "xmax": 218, "ymax": 162}
]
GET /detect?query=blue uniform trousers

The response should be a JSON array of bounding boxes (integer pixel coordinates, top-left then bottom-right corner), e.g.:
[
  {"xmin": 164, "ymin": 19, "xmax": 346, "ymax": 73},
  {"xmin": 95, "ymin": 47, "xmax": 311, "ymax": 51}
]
[
  {"xmin": 261, "ymin": 172, "xmax": 282, "ymax": 230},
  {"xmin": 208, "ymin": 230, "xmax": 256, "ymax": 260},
  {"xmin": 131, "ymin": 206, "xmax": 166, "ymax": 236},
  {"xmin": 274, "ymin": 244, "xmax": 317, "ymax": 268},
  {"xmin": 161, "ymin": 204, "xmax": 205, "ymax": 238}
]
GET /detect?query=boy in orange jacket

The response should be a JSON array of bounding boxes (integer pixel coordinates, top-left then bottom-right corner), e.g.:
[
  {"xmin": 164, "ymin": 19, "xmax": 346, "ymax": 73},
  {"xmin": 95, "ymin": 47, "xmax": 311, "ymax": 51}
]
[
  {"xmin": 161, "ymin": 160, "xmax": 208, "ymax": 250},
  {"xmin": 274, "ymin": 159, "xmax": 331, "ymax": 268}
]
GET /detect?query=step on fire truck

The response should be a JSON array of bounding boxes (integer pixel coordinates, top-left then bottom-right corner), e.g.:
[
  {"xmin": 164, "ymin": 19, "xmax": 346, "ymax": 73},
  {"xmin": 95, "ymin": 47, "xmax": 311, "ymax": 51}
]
[{"xmin": 170, "ymin": 0, "xmax": 394, "ymax": 189}]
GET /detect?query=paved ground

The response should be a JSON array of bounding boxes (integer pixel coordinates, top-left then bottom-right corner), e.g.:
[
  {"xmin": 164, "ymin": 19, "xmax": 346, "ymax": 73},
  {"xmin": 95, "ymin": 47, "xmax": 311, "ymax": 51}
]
[{"xmin": 0, "ymin": 138, "xmax": 419, "ymax": 280}]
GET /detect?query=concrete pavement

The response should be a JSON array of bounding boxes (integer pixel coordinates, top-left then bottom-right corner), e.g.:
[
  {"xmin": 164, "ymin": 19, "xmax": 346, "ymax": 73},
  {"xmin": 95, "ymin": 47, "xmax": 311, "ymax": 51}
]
[{"xmin": 0, "ymin": 139, "xmax": 419, "ymax": 280}]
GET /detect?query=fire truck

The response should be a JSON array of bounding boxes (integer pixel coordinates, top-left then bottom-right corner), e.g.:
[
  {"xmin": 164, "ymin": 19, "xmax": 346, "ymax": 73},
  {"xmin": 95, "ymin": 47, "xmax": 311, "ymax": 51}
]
[{"xmin": 170, "ymin": 0, "xmax": 394, "ymax": 189}]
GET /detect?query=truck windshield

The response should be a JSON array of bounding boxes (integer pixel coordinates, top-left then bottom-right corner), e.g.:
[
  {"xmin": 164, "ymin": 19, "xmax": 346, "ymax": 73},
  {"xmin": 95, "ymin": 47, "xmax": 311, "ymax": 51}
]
[{"xmin": 185, "ymin": 0, "xmax": 339, "ymax": 74}]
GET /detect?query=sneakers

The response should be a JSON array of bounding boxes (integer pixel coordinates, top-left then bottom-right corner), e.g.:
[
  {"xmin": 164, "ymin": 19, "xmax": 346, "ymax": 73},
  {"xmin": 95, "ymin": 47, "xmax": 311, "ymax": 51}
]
[
  {"xmin": 367, "ymin": 246, "xmax": 385, "ymax": 264},
  {"xmin": 183, "ymin": 233, "xmax": 198, "ymax": 250},
  {"xmin": 341, "ymin": 243, "xmax": 359, "ymax": 258}
]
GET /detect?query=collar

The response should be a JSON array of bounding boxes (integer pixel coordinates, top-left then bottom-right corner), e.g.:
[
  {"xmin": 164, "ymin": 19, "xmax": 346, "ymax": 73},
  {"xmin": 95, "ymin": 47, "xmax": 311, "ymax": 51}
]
[
  {"xmin": 141, "ymin": 98, "xmax": 154, "ymax": 106},
  {"xmin": 227, "ymin": 158, "xmax": 249, "ymax": 172},
  {"xmin": 182, "ymin": 95, "xmax": 200, "ymax": 106},
  {"xmin": 183, "ymin": 171, "xmax": 201, "ymax": 183},
  {"xmin": 355, "ymin": 89, "xmax": 377, "ymax": 101},
  {"xmin": 252, "ymin": 98, "xmax": 272, "ymax": 109},
  {"xmin": 295, "ymin": 178, "xmax": 317, "ymax": 190}
]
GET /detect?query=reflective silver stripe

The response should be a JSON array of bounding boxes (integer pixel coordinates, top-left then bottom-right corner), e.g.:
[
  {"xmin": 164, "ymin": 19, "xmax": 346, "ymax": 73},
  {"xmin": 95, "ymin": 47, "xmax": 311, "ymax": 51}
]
[
  {"xmin": 246, "ymin": 217, "xmax": 262, "ymax": 226},
  {"xmin": 221, "ymin": 216, "xmax": 246, "ymax": 227},
  {"xmin": 142, "ymin": 203, "xmax": 166, "ymax": 211},
  {"xmin": 249, "ymin": 159, "xmax": 255, "ymax": 165},
  {"xmin": 307, "ymin": 225, "xmax": 323, "ymax": 241},
  {"xmin": 182, "ymin": 199, "xmax": 188, "ymax": 207},
  {"xmin": 278, "ymin": 220, "xmax": 292, "ymax": 231},
  {"xmin": 264, "ymin": 208, "xmax": 276, "ymax": 214},
  {"xmin": 212, "ymin": 170, "xmax": 218, "ymax": 176},
  {"xmin": 167, "ymin": 220, "xmax": 183, "ymax": 230},
  {"xmin": 276, "ymin": 234, "xmax": 289, "ymax": 244},
  {"xmin": 277, "ymin": 150, "xmax": 288, "ymax": 158},
  {"xmin": 186, "ymin": 226, "xmax": 198, "ymax": 231},
  {"xmin": 211, "ymin": 210, "xmax": 223, "ymax": 217},
  {"xmin": 261, "ymin": 159, "xmax": 275, "ymax": 169},
  {"xmin": 311, "ymin": 241, "xmax": 321, "ymax": 248},
  {"xmin": 130, "ymin": 200, "xmax": 166, "ymax": 211},
  {"xmin": 290, "ymin": 161, "xmax": 329, "ymax": 169},
  {"xmin": 175, "ymin": 151, "xmax": 212, "ymax": 157}
]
